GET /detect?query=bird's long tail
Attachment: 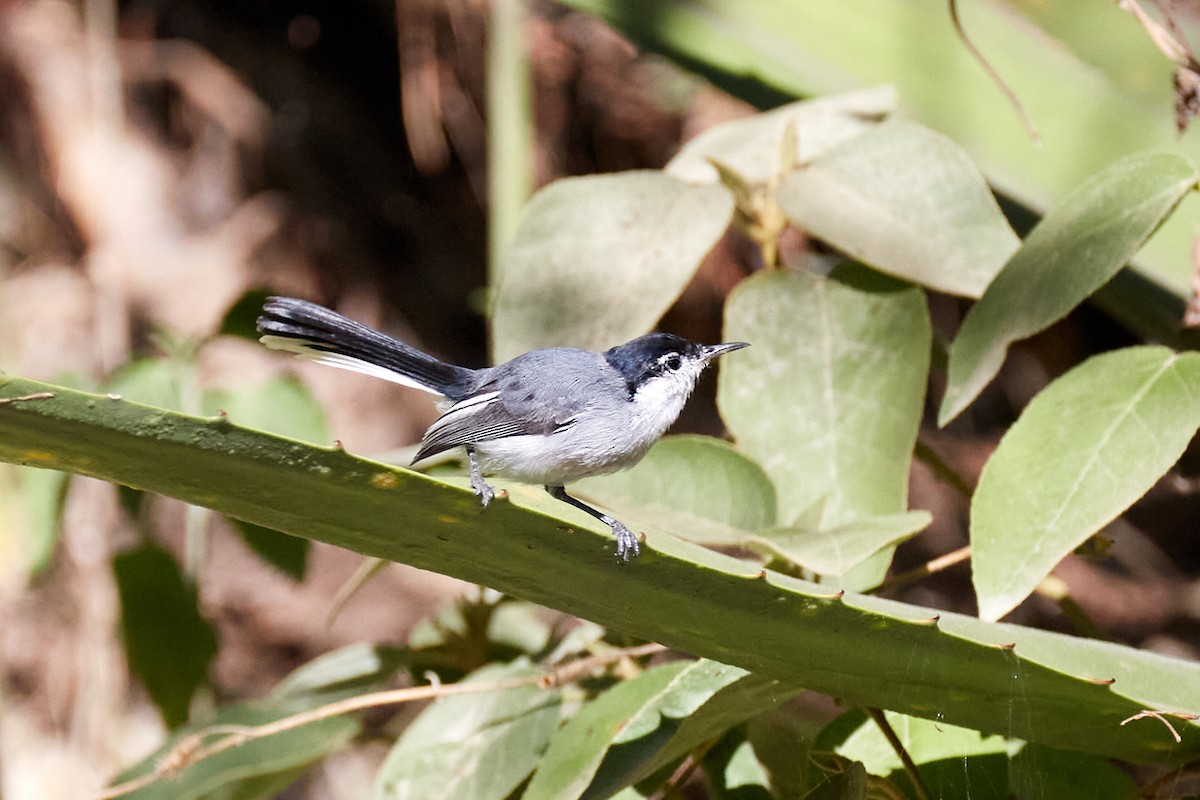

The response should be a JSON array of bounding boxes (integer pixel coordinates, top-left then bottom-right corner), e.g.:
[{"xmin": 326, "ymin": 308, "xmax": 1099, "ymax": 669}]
[{"xmin": 256, "ymin": 296, "xmax": 474, "ymax": 399}]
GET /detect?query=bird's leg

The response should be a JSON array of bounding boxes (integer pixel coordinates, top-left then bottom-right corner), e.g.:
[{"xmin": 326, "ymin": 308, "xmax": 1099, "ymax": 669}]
[
  {"xmin": 467, "ymin": 446, "xmax": 495, "ymax": 506},
  {"xmin": 546, "ymin": 485, "xmax": 641, "ymax": 562}
]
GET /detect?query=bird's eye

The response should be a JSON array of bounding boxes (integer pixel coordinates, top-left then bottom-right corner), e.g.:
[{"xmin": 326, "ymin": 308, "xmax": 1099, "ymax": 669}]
[{"xmin": 665, "ymin": 354, "xmax": 682, "ymax": 371}]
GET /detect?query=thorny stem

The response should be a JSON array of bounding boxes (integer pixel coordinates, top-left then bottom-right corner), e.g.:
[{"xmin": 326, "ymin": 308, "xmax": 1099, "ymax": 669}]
[{"xmin": 95, "ymin": 642, "xmax": 667, "ymax": 800}]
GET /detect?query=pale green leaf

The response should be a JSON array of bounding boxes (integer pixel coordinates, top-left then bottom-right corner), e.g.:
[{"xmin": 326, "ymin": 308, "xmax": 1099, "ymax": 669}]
[
  {"xmin": 375, "ymin": 659, "xmax": 561, "ymax": 800},
  {"xmin": 665, "ymin": 87, "xmax": 894, "ymax": 184},
  {"xmin": 113, "ymin": 699, "xmax": 357, "ymax": 800},
  {"xmin": 750, "ymin": 511, "xmax": 931, "ymax": 576},
  {"xmin": 831, "ymin": 711, "xmax": 1012, "ymax": 775},
  {"xmin": 491, "ymin": 172, "xmax": 734, "ymax": 362},
  {"xmin": 576, "ymin": 435, "xmax": 776, "ymax": 545},
  {"xmin": 107, "ymin": 358, "xmax": 188, "ymax": 410},
  {"xmin": 207, "ymin": 375, "xmax": 329, "ymax": 444},
  {"xmin": 523, "ymin": 660, "xmax": 794, "ymax": 800},
  {"xmin": 17, "ymin": 464, "xmax": 67, "ymax": 574},
  {"xmin": 717, "ymin": 265, "xmax": 930, "ymax": 583},
  {"xmin": 972, "ymin": 346, "xmax": 1200, "ymax": 621},
  {"xmin": 777, "ymin": 118, "xmax": 1020, "ymax": 298},
  {"xmin": 706, "ymin": 738, "xmax": 774, "ymax": 800},
  {"xmin": 829, "ymin": 710, "xmax": 1012, "ymax": 800},
  {"xmin": 557, "ymin": 0, "xmax": 1200, "ymax": 297},
  {"xmin": 271, "ymin": 642, "xmax": 409, "ymax": 701},
  {"xmin": 940, "ymin": 151, "xmax": 1197, "ymax": 425}
]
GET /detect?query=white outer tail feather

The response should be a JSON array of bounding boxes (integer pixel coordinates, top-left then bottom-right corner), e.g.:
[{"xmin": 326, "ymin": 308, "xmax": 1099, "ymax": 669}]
[{"xmin": 258, "ymin": 335, "xmax": 444, "ymax": 396}]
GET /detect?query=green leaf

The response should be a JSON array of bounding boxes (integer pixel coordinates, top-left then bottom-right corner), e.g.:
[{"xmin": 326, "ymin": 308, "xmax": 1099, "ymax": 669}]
[
  {"xmin": 704, "ymin": 735, "xmax": 775, "ymax": 800},
  {"xmin": 113, "ymin": 697, "xmax": 358, "ymax": 800},
  {"xmin": 750, "ymin": 511, "xmax": 931, "ymax": 576},
  {"xmin": 829, "ymin": 710, "xmax": 1012, "ymax": 800},
  {"xmin": 557, "ymin": 0, "xmax": 1200, "ymax": 298},
  {"xmin": 113, "ymin": 541, "xmax": 218, "ymax": 728},
  {"xmin": 717, "ymin": 265, "xmax": 930, "ymax": 582},
  {"xmin": 270, "ymin": 642, "xmax": 409, "ymax": 701},
  {"xmin": 743, "ymin": 709, "xmax": 816, "ymax": 799},
  {"xmin": 231, "ymin": 520, "xmax": 309, "ymax": 581},
  {"xmin": 939, "ymin": 151, "xmax": 1198, "ymax": 425},
  {"xmin": 107, "ymin": 358, "xmax": 188, "ymax": 410},
  {"xmin": 523, "ymin": 659, "xmax": 795, "ymax": 800},
  {"xmin": 375, "ymin": 659, "xmax": 561, "ymax": 800},
  {"xmin": 1008, "ymin": 743, "xmax": 1135, "ymax": 800},
  {"xmin": 218, "ymin": 288, "xmax": 276, "ymax": 341},
  {"xmin": 971, "ymin": 346, "xmax": 1200, "ymax": 621},
  {"xmin": 490, "ymin": 171, "xmax": 734, "ymax": 362},
  {"xmin": 777, "ymin": 118, "xmax": 1020, "ymax": 298},
  {"xmin": 830, "ymin": 709, "xmax": 1013, "ymax": 774},
  {"xmin": 206, "ymin": 375, "xmax": 329, "ymax": 444},
  {"xmin": 665, "ymin": 87, "xmax": 894, "ymax": 184},
  {"xmin": 5, "ymin": 377, "xmax": 1200, "ymax": 765},
  {"xmin": 17, "ymin": 465, "xmax": 68, "ymax": 574},
  {"xmin": 576, "ymin": 435, "xmax": 776, "ymax": 545}
]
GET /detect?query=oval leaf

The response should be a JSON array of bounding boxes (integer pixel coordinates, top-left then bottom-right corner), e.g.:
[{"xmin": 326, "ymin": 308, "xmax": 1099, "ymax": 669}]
[
  {"xmin": 777, "ymin": 118, "xmax": 1020, "ymax": 298},
  {"xmin": 576, "ymin": 435, "xmax": 777, "ymax": 545},
  {"xmin": 113, "ymin": 541, "xmax": 218, "ymax": 729},
  {"xmin": 940, "ymin": 151, "xmax": 1198, "ymax": 425},
  {"xmin": 491, "ymin": 172, "xmax": 734, "ymax": 362},
  {"xmin": 114, "ymin": 699, "xmax": 358, "ymax": 800},
  {"xmin": 750, "ymin": 511, "xmax": 932, "ymax": 576},
  {"xmin": 665, "ymin": 87, "xmax": 894, "ymax": 184},
  {"xmin": 718, "ymin": 266, "xmax": 930, "ymax": 531},
  {"xmin": 523, "ymin": 660, "xmax": 793, "ymax": 800},
  {"xmin": 971, "ymin": 346, "xmax": 1200, "ymax": 621},
  {"xmin": 375, "ymin": 659, "xmax": 561, "ymax": 800}
]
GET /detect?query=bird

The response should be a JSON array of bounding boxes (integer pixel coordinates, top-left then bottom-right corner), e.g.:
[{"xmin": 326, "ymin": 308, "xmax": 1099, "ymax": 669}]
[{"xmin": 256, "ymin": 296, "xmax": 748, "ymax": 560}]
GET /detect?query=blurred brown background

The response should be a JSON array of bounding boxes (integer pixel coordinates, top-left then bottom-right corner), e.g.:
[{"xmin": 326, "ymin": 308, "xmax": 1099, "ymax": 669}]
[{"xmin": 2, "ymin": 1, "xmax": 1199, "ymax": 798}]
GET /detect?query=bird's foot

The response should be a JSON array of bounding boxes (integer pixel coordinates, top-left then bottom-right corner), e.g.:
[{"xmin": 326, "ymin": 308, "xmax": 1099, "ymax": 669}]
[
  {"xmin": 467, "ymin": 447, "xmax": 495, "ymax": 507},
  {"xmin": 471, "ymin": 473, "xmax": 496, "ymax": 507},
  {"xmin": 611, "ymin": 522, "xmax": 641, "ymax": 563}
]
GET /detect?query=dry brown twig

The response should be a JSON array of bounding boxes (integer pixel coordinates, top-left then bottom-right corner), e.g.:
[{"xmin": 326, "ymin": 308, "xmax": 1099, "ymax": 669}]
[
  {"xmin": 947, "ymin": 0, "xmax": 1041, "ymax": 145},
  {"xmin": 94, "ymin": 641, "xmax": 667, "ymax": 800},
  {"xmin": 1120, "ymin": 709, "xmax": 1200, "ymax": 744}
]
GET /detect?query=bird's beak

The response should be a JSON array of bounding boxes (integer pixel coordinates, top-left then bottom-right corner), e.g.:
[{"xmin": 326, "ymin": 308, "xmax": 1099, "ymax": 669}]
[{"xmin": 702, "ymin": 341, "xmax": 750, "ymax": 361}]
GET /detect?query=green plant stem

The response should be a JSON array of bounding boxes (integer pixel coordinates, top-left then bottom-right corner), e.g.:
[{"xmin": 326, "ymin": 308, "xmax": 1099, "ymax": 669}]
[
  {"xmin": 486, "ymin": 0, "xmax": 533, "ymax": 290},
  {"xmin": 3, "ymin": 377, "xmax": 1200, "ymax": 765}
]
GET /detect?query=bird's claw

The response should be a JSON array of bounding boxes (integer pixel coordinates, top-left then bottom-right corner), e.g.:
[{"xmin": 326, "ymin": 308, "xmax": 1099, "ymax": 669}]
[
  {"xmin": 612, "ymin": 522, "xmax": 641, "ymax": 563},
  {"xmin": 471, "ymin": 474, "xmax": 496, "ymax": 507}
]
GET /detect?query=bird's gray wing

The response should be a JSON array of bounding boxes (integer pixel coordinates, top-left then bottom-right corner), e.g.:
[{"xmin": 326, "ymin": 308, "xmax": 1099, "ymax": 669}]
[
  {"xmin": 410, "ymin": 391, "xmax": 560, "ymax": 463},
  {"xmin": 410, "ymin": 349, "xmax": 607, "ymax": 464}
]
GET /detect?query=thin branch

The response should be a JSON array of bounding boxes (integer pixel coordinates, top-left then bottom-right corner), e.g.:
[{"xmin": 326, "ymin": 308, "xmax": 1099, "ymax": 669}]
[
  {"xmin": 0, "ymin": 392, "xmax": 55, "ymax": 405},
  {"xmin": 1034, "ymin": 574, "xmax": 1110, "ymax": 641},
  {"xmin": 867, "ymin": 707, "xmax": 933, "ymax": 800},
  {"xmin": 914, "ymin": 439, "xmax": 973, "ymax": 500},
  {"xmin": 948, "ymin": 0, "xmax": 1041, "ymax": 145},
  {"xmin": 95, "ymin": 642, "xmax": 666, "ymax": 800},
  {"xmin": 871, "ymin": 545, "xmax": 971, "ymax": 595},
  {"xmin": 1120, "ymin": 709, "xmax": 1199, "ymax": 744}
]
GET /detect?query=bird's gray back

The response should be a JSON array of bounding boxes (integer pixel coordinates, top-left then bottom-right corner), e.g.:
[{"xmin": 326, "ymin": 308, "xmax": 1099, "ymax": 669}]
[{"xmin": 479, "ymin": 347, "xmax": 626, "ymax": 428}]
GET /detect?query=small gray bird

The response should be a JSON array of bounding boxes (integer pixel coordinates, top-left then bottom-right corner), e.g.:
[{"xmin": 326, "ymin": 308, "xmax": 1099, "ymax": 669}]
[{"xmin": 257, "ymin": 297, "xmax": 748, "ymax": 560}]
